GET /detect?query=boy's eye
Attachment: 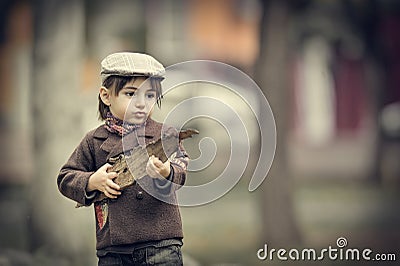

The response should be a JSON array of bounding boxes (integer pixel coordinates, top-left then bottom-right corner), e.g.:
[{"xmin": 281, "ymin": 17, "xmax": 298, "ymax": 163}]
[
  {"xmin": 125, "ymin": 91, "xmax": 135, "ymax": 97},
  {"xmin": 146, "ymin": 92, "xmax": 156, "ymax": 99}
]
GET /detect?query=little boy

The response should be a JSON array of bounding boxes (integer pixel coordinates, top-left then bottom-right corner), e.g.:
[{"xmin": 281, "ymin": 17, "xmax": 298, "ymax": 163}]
[{"xmin": 57, "ymin": 52, "xmax": 188, "ymax": 265}]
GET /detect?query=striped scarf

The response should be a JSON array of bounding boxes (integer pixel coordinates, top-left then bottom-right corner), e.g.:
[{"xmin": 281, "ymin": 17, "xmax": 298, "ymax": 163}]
[{"xmin": 104, "ymin": 111, "xmax": 144, "ymax": 136}]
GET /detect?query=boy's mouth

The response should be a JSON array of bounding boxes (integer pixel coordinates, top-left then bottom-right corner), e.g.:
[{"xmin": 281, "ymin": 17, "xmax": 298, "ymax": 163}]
[{"xmin": 133, "ymin": 112, "xmax": 146, "ymax": 118}]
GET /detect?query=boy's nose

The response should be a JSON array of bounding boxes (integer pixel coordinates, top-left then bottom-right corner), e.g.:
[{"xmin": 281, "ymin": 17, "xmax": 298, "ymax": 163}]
[{"xmin": 134, "ymin": 95, "xmax": 145, "ymax": 108}]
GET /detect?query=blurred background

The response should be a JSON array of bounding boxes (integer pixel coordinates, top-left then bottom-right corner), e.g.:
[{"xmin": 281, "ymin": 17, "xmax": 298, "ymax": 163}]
[{"xmin": 1, "ymin": 0, "xmax": 400, "ymax": 265}]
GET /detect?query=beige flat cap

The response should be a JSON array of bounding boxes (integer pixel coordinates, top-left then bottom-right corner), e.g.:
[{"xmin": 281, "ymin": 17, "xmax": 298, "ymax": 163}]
[{"xmin": 100, "ymin": 52, "xmax": 165, "ymax": 82}]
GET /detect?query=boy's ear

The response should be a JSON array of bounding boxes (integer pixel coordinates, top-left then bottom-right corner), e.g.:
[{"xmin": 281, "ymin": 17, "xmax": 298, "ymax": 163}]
[{"xmin": 99, "ymin": 87, "xmax": 111, "ymax": 106}]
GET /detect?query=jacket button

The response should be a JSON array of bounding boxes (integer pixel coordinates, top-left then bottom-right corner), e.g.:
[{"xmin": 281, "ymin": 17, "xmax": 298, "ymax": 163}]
[{"xmin": 136, "ymin": 191, "xmax": 144, "ymax": 200}]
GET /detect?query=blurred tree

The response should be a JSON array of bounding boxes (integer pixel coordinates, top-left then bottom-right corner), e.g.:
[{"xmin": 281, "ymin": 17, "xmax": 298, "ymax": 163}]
[
  {"xmin": 342, "ymin": 0, "xmax": 400, "ymax": 183},
  {"xmin": 340, "ymin": 0, "xmax": 382, "ymax": 183},
  {"xmin": 255, "ymin": 0, "xmax": 301, "ymax": 245},
  {"xmin": 30, "ymin": 0, "xmax": 95, "ymax": 264}
]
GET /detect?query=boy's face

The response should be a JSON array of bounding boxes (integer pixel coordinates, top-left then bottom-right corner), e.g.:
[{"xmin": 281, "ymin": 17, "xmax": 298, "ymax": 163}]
[{"xmin": 101, "ymin": 77, "xmax": 157, "ymax": 124}]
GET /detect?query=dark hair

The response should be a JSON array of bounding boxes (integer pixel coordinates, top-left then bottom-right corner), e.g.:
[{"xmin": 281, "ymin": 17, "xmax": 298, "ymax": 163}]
[{"xmin": 98, "ymin": 75, "xmax": 163, "ymax": 120}]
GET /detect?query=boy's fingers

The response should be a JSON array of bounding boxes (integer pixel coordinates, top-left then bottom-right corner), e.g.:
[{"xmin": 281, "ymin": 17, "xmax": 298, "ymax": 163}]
[
  {"xmin": 147, "ymin": 157, "xmax": 156, "ymax": 169},
  {"xmin": 98, "ymin": 164, "xmax": 109, "ymax": 174},
  {"xmin": 104, "ymin": 191, "xmax": 117, "ymax": 199},
  {"xmin": 146, "ymin": 165, "xmax": 160, "ymax": 178},
  {"xmin": 164, "ymin": 160, "xmax": 170, "ymax": 168},
  {"xmin": 150, "ymin": 156, "xmax": 165, "ymax": 169},
  {"xmin": 106, "ymin": 179, "xmax": 121, "ymax": 191},
  {"xmin": 107, "ymin": 172, "xmax": 118, "ymax": 179},
  {"xmin": 105, "ymin": 186, "xmax": 121, "ymax": 196},
  {"xmin": 153, "ymin": 159, "xmax": 164, "ymax": 168},
  {"xmin": 146, "ymin": 164, "xmax": 155, "ymax": 175},
  {"xmin": 103, "ymin": 163, "xmax": 112, "ymax": 171}
]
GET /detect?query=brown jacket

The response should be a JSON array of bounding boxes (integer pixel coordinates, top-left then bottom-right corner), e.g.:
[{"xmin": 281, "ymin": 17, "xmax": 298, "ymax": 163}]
[{"xmin": 57, "ymin": 119, "xmax": 188, "ymax": 250}]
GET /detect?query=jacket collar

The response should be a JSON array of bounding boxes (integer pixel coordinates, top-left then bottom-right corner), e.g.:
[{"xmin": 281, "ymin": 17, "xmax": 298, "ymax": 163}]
[{"xmin": 93, "ymin": 118, "xmax": 163, "ymax": 159}]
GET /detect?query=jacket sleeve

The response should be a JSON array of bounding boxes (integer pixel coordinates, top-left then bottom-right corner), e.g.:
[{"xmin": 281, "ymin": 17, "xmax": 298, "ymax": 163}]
[{"xmin": 57, "ymin": 133, "xmax": 97, "ymax": 206}]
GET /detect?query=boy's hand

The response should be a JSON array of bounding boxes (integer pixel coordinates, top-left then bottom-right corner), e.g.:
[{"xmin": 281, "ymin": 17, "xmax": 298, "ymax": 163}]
[
  {"xmin": 146, "ymin": 155, "xmax": 171, "ymax": 179},
  {"xmin": 87, "ymin": 163, "xmax": 121, "ymax": 199}
]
